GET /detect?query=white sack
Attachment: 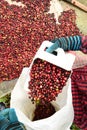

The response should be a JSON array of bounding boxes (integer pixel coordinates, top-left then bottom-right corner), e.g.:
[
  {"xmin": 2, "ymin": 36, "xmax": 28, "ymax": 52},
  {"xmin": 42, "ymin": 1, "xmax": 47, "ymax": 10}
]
[
  {"xmin": 11, "ymin": 68, "xmax": 74, "ymax": 130},
  {"xmin": 11, "ymin": 41, "xmax": 75, "ymax": 130}
]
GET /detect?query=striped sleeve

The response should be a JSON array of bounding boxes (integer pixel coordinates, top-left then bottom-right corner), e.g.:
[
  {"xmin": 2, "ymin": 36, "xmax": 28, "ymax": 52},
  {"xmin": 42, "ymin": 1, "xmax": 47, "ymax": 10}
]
[{"xmin": 46, "ymin": 35, "xmax": 82, "ymax": 53}]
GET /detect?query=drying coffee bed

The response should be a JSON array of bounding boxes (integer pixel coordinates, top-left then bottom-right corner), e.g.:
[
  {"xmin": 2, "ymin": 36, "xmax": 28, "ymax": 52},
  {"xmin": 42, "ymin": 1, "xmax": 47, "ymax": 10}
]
[{"xmin": 0, "ymin": 0, "xmax": 81, "ymax": 82}]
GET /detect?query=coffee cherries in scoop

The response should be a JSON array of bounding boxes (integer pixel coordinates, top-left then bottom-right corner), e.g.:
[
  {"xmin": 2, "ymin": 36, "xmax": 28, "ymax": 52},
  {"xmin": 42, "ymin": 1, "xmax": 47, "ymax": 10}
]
[{"xmin": 28, "ymin": 58, "xmax": 71, "ymax": 104}]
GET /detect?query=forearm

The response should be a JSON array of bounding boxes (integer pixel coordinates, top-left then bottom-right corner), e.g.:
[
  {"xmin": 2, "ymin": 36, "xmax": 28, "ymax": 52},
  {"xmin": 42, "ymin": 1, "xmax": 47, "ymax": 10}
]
[
  {"xmin": 72, "ymin": 51, "xmax": 87, "ymax": 69},
  {"xmin": 80, "ymin": 35, "xmax": 87, "ymax": 53}
]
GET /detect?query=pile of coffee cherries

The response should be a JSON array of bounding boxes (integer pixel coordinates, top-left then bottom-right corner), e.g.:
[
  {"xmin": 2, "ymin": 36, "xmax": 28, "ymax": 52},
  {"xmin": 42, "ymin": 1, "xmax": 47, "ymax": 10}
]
[
  {"xmin": 28, "ymin": 58, "xmax": 71, "ymax": 104},
  {"xmin": 0, "ymin": 0, "xmax": 81, "ymax": 82}
]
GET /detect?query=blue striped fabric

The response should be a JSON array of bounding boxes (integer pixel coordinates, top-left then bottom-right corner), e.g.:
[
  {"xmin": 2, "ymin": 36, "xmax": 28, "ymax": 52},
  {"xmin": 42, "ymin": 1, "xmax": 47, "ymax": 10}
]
[{"xmin": 46, "ymin": 35, "xmax": 82, "ymax": 53}]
